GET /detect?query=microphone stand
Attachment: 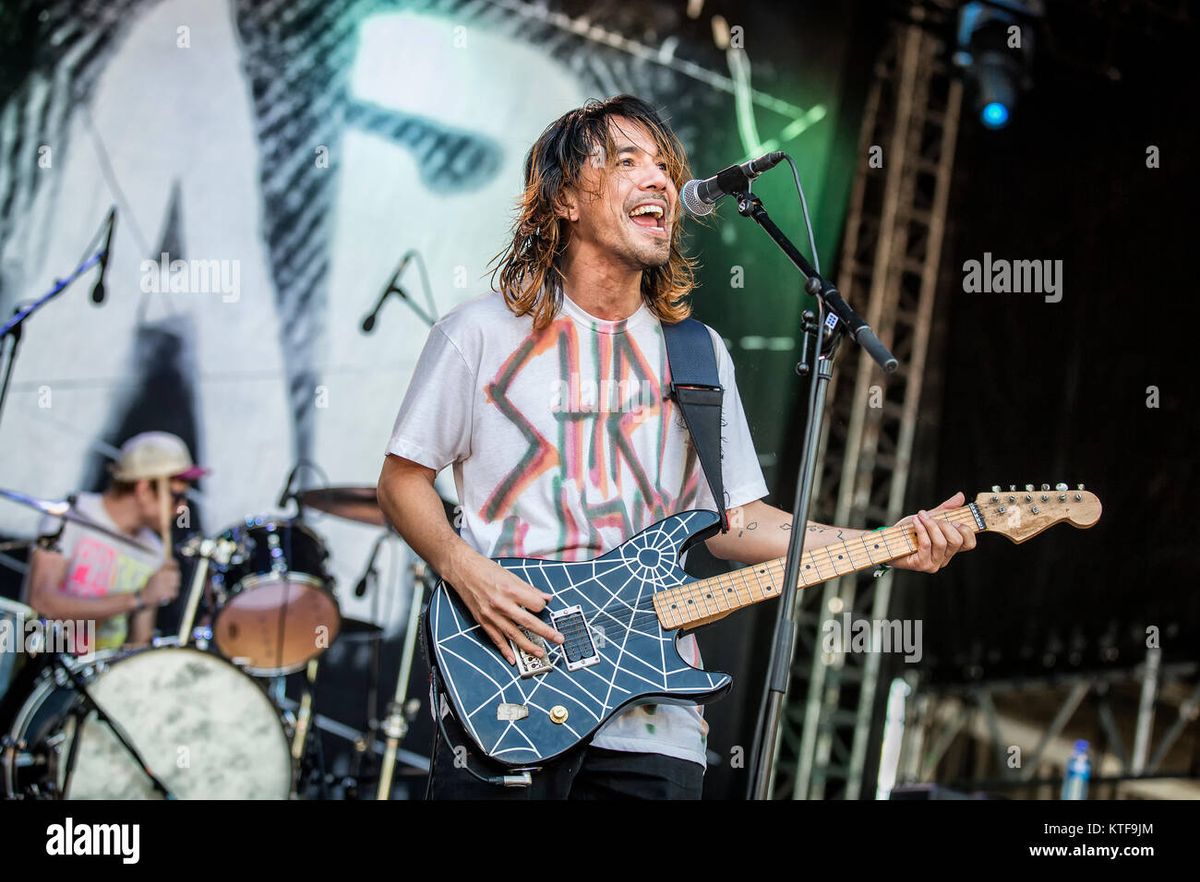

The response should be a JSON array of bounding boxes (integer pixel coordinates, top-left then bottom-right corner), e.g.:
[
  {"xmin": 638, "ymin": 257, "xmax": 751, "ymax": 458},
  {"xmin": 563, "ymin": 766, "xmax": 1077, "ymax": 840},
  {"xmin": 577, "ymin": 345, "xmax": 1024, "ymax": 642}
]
[
  {"xmin": 726, "ymin": 180, "xmax": 898, "ymax": 801},
  {"xmin": 0, "ymin": 248, "xmax": 106, "ymax": 434},
  {"xmin": 360, "ymin": 249, "xmax": 438, "ymax": 334}
]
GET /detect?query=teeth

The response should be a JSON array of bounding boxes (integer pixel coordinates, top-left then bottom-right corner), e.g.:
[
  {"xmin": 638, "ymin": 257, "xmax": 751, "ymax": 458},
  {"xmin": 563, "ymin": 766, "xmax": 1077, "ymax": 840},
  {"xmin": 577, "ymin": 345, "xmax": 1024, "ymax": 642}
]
[{"xmin": 629, "ymin": 204, "xmax": 664, "ymax": 218}]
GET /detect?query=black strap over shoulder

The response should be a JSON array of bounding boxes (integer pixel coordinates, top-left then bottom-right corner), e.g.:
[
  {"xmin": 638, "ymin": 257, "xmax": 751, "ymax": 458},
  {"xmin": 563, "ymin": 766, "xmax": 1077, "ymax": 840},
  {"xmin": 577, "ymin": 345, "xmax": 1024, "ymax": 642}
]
[{"xmin": 661, "ymin": 318, "xmax": 728, "ymax": 533}]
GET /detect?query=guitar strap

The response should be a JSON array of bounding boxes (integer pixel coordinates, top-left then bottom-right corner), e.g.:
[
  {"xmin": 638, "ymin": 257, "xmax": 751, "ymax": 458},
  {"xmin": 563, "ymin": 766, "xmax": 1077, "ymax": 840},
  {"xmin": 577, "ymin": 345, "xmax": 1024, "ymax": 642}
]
[{"xmin": 661, "ymin": 318, "xmax": 729, "ymax": 533}]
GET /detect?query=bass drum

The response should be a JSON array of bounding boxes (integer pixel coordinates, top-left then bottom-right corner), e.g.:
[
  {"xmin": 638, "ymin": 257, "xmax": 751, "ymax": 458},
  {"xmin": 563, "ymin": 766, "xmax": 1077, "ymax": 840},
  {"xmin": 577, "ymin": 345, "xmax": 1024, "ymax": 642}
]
[
  {"xmin": 2, "ymin": 645, "xmax": 293, "ymax": 799},
  {"xmin": 211, "ymin": 519, "xmax": 341, "ymax": 676}
]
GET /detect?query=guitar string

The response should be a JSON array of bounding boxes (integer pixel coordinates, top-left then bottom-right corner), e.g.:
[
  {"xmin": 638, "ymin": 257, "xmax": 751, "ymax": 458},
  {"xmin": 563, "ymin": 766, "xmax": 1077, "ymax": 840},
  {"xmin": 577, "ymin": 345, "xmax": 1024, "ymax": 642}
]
[
  {"xmin": 537, "ymin": 509, "xmax": 986, "ymax": 636},
  {"xmin": 574, "ymin": 510, "xmax": 982, "ymax": 633}
]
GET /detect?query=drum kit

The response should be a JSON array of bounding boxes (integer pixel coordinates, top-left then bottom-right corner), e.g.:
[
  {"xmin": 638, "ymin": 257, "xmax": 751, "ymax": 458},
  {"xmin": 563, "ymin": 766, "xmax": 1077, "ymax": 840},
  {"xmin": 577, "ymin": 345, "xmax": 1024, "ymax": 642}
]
[{"xmin": 0, "ymin": 482, "xmax": 448, "ymax": 800}]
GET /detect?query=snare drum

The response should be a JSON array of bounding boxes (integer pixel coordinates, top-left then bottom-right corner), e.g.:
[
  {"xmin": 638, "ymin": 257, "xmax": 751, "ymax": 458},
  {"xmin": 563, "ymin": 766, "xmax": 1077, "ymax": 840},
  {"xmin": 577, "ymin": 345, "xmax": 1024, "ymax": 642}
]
[
  {"xmin": 2, "ymin": 644, "xmax": 293, "ymax": 799},
  {"xmin": 211, "ymin": 519, "xmax": 341, "ymax": 675}
]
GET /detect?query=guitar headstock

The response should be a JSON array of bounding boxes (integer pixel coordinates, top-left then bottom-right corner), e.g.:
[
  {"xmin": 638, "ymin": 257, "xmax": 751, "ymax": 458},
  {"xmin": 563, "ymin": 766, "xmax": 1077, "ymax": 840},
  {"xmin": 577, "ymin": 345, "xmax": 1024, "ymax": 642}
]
[{"xmin": 974, "ymin": 483, "xmax": 1101, "ymax": 543}]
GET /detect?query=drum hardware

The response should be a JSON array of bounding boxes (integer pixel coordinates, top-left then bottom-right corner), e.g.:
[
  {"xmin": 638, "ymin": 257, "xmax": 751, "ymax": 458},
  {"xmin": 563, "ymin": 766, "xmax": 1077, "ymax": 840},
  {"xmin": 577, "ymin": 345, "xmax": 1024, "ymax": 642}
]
[
  {"xmin": 176, "ymin": 535, "xmax": 238, "ymax": 648},
  {"xmin": 0, "ymin": 488, "xmax": 156, "ymax": 555},
  {"xmin": 46, "ymin": 650, "xmax": 176, "ymax": 799},
  {"xmin": 376, "ymin": 557, "xmax": 433, "ymax": 800},
  {"xmin": 273, "ymin": 696, "xmax": 430, "ymax": 766},
  {"xmin": 291, "ymin": 658, "xmax": 320, "ymax": 762}
]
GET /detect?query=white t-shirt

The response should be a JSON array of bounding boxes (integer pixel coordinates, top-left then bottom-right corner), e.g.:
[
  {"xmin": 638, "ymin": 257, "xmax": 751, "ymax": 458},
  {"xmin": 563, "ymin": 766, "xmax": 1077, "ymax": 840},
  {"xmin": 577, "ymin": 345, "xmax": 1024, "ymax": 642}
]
[
  {"xmin": 35, "ymin": 492, "xmax": 163, "ymax": 653},
  {"xmin": 387, "ymin": 291, "xmax": 767, "ymax": 767}
]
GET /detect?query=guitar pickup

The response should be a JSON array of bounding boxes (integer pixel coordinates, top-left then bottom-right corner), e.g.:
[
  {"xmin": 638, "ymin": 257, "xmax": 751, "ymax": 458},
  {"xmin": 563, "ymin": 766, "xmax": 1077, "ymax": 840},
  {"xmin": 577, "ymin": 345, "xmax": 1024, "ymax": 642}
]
[
  {"xmin": 549, "ymin": 605, "xmax": 599, "ymax": 672},
  {"xmin": 511, "ymin": 605, "xmax": 600, "ymax": 677}
]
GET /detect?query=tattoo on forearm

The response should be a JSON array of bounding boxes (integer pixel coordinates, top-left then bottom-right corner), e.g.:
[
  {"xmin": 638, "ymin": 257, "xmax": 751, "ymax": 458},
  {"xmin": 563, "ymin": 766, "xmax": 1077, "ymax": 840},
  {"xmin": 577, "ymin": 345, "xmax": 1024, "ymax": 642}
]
[{"xmin": 807, "ymin": 522, "xmax": 845, "ymax": 539}]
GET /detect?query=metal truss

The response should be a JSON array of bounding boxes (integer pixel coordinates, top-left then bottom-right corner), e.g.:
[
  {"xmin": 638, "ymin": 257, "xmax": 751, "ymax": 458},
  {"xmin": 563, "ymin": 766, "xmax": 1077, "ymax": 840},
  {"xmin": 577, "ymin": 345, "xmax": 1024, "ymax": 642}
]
[
  {"xmin": 768, "ymin": 13, "xmax": 964, "ymax": 800},
  {"xmin": 896, "ymin": 652, "xmax": 1200, "ymax": 798}
]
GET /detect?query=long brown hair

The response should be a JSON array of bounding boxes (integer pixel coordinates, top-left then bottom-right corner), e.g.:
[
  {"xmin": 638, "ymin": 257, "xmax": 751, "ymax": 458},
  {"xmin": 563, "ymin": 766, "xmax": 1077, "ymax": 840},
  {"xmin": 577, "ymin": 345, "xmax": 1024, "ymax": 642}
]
[{"xmin": 490, "ymin": 95, "xmax": 697, "ymax": 330}]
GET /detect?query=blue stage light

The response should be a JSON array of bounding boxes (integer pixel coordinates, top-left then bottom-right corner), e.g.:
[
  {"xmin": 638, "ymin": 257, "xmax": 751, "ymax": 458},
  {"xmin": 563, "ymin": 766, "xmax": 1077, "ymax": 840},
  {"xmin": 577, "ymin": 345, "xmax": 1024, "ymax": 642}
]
[{"xmin": 981, "ymin": 101, "xmax": 1010, "ymax": 129}]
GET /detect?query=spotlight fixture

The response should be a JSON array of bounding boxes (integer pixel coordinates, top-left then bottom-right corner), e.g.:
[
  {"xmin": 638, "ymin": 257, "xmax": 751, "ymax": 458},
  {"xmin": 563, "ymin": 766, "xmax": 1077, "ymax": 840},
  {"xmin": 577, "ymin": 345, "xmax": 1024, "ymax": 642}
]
[{"xmin": 952, "ymin": 1, "xmax": 1042, "ymax": 130}]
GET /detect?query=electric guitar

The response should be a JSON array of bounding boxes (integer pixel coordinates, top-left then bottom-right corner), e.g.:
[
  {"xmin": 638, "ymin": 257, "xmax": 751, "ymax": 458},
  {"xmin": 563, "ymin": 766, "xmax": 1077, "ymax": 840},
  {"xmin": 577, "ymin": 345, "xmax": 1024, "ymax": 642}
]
[{"xmin": 428, "ymin": 485, "xmax": 1101, "ymax": 766}]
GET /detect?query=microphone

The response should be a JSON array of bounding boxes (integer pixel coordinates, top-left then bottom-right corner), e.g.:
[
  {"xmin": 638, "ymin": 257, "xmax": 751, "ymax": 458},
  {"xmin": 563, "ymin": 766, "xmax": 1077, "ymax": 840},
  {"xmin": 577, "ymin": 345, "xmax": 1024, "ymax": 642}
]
[
  {"xmin": 681, "ymin": 151, "xmax": 787, "ymax": 217},
  {"xmin": 361, "ymin": 251, "xmax": 414, "ymax": 334},
  {"xmin": 354, "ymin": 533, "xmax": 388, "ymax": 598},
  {"xmin": 90, "ymin": 207, "xmax": 117, "ymax": 305}
]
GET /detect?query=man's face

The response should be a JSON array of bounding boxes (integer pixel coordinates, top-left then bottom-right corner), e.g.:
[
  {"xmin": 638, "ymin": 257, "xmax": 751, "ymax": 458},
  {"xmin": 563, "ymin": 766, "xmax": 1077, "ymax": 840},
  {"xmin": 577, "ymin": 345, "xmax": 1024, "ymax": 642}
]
[
  {"xmin": 566, "ymin": 117, "xmax": 678, "ymax": 271},
  {"xmin": 133, "ymin": 477, "xmax": 191, "ymax": 533}
]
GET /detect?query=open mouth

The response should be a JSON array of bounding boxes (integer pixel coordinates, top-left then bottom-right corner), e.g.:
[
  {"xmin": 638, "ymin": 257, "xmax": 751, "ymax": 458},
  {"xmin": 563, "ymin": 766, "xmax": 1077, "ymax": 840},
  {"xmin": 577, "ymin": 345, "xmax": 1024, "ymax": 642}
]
[{"xmin": 628, "ymin": 202, "xmax": 669, "ymax": 236}]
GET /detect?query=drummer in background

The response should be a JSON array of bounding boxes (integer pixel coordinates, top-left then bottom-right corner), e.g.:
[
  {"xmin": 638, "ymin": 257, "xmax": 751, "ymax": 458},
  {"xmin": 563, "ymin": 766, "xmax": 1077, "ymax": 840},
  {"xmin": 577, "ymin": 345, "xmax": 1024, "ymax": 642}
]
[{"xmin": 25, "ymin": 432, "xmax": 207, "ymax": 654}]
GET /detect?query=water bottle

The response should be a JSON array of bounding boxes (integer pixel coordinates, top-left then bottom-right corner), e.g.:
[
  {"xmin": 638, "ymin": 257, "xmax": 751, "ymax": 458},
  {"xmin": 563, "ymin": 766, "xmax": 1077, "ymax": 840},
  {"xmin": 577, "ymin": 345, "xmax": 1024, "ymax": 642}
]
[{"xmin": 1061, "ymin": 739, "xmax": 1091, "ymax": 800}]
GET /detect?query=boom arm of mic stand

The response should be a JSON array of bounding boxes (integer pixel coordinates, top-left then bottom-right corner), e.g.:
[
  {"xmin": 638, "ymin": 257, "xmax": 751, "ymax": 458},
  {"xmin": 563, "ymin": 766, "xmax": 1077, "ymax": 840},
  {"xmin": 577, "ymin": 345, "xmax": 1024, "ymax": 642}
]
[
  {"xmin": 732, "ymin": 189, "xmax": 897, "ymax": 373},
  {"xmin": 0, "ymin": 251, "xmax": 106, "ymax": 434}
]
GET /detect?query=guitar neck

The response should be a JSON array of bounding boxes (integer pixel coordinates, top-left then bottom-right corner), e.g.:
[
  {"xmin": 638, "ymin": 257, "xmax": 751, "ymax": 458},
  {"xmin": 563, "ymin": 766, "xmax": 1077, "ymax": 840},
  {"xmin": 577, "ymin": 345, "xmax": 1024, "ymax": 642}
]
[{"xmin": 653, "ymin": 505, "xmax": 984, "ymax": 631}]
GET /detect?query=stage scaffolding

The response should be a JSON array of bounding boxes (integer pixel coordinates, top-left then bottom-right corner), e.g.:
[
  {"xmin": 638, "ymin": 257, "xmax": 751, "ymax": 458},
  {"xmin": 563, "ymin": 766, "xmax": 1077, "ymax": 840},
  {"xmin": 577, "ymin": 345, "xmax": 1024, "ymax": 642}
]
[{"xmin": 767, "ymin": 8, "xmax": 963, "ymax": 800}]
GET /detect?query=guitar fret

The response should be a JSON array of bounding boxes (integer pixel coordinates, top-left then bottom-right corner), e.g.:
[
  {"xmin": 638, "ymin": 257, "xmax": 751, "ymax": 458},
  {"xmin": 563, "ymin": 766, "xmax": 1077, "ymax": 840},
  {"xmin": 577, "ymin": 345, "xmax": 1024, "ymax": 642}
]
[
  {"xmin": 823, "ymin": 544, "xmax": 838, "ymax": 575},
  {"xmin": 834, "ymin": 542, "xmax": 853, "ymax": 576},
  {"xmin": 676, "ymin": 583, "xmax": 700, "ymax": 624},
  {"xmin": 701, "ymin": 573, "xmax": 725, "ymax": 618},
  {"xmin": 749, "ymin": 564, "xmax": 771, "ymax": 598},
  {"xmin": 664, "ymin": 507, "xmax": 992, "ymax": 631},
  {"xmin": 805, "ymin": 553, "xmax": 823, "ymax": 583},
  {"xmin": 744, "ymin": 565, "xmax": 763, "ymax": 600}
]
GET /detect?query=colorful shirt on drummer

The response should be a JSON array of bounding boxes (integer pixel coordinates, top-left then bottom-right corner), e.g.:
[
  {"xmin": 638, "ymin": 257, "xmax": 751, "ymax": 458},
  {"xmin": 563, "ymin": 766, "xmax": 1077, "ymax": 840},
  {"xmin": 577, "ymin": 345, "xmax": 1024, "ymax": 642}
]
[{"xmin": 37, "ymin": 492, "xmax": 163, "ymax": 654}]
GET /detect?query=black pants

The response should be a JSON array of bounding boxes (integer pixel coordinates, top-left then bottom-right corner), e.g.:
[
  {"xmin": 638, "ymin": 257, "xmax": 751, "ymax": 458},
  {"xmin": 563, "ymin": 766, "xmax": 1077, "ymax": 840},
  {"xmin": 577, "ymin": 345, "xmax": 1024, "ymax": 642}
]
[{"xmin": 426, "ymin": 703, "xmax": 705, "ymax": 800}]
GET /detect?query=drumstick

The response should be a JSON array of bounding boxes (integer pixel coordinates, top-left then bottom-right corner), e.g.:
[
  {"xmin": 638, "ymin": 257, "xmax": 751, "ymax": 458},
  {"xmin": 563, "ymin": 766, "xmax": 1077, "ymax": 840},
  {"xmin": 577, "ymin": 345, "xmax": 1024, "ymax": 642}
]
[{"xmin": 157, "ymin": 475, "xmax": 173, "ymax": 565}]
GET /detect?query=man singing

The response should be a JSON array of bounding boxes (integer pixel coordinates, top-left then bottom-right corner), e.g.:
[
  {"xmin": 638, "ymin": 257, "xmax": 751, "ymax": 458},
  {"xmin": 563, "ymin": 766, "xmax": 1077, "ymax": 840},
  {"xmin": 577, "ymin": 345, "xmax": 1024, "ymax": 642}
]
[{"xmin": 378, "ymin": 95, "xmax": 975, "ymax": 799}]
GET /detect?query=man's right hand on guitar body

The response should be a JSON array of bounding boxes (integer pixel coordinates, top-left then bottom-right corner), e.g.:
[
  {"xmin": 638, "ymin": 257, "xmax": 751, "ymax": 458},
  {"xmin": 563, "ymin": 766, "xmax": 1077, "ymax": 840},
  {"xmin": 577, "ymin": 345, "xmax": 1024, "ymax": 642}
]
[
  {"xmin": 378, "ymin": 454, "xmax": 564, "ymax": 666},
  {"xmin": 443, "ymin": 551, "xmax": 565, "ymax": 665}
]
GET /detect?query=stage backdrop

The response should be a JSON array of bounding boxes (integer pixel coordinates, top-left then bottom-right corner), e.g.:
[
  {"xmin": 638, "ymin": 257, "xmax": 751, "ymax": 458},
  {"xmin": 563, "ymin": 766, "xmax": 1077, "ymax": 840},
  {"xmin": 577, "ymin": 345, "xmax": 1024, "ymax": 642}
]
[{"xmin": 0, "ymin": 0, "xmax": 862, "ymax": 630}]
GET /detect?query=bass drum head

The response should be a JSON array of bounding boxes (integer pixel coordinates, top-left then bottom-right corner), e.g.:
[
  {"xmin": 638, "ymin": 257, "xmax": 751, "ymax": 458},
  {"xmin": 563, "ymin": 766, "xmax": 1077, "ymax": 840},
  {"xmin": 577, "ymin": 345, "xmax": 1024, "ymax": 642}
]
[
  {"xmin": 11, "ymin": 646, "xmax": 293, "ymax": 799},
  {"xmin": 213, "ymin": 574, "xmax": 341, "ymax": 676}
]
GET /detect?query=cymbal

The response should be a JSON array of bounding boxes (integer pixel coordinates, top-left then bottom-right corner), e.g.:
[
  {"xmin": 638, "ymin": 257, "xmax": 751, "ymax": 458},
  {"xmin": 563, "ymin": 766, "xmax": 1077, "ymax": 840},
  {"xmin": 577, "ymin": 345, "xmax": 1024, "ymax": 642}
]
[
  {"xmin": 296, "ymin": 485, "xmax": 456, "ymax": 527},
  {"xmin": 0, "ymin": 487, "xmax": 158, "ymax": 555}
]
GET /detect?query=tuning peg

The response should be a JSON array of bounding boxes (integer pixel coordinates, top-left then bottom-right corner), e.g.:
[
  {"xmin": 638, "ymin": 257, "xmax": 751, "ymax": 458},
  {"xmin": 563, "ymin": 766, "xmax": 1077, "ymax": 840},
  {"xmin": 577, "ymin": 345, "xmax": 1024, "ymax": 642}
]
[
  {"xmin": 1055, "ymin": 483, "xmax": 1068, "ymax": 491},
  {"xmin": 1024, "ymin": 484, "xmax": 1034, "ymax": 492},
  {"xmin": 1009, "ymin": 485, "xmax": 1016, "ymax": 492},
  {"xmin": 1041, "ymin": 484, "xmax": 1050, "ymax": 491},
  {"xmin": 991, "ymin": 485, "xmax": 1001, "ymax": 493},
  {"xmin": 1076, "ymin": 483, "xmax": 1085, "ymax": 491}
]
